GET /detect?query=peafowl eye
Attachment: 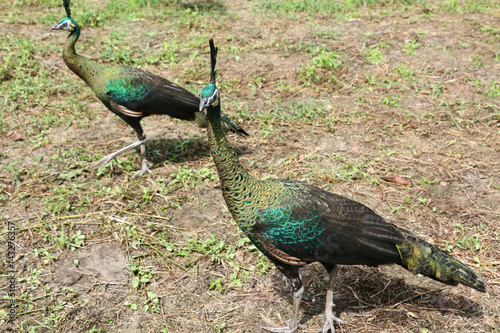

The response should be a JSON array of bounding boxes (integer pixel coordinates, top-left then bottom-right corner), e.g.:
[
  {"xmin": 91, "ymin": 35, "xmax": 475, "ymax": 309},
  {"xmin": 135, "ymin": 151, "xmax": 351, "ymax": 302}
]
[
  {"xmin": 51, "ymin": 18, "xmax": 75, "ymax": 32},
  {"xmin": 199, "ymin": 85, "xmax": 219, "ymax": 111}
]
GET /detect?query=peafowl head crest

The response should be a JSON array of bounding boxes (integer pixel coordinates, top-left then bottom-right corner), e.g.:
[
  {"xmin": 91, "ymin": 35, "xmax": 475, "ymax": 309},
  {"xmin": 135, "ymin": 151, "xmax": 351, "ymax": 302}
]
[
  {"xmin": 199, "ymin": 39, "xmax": 220, "ymax": 112},
  {"xmin": 51, "ymin": 0, "xmax": 78, "ymax": 33}
]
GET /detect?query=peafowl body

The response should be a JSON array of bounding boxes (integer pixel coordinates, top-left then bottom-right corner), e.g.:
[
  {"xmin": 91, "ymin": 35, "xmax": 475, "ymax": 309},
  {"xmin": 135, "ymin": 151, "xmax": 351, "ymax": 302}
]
[
  {"xmin": 199, "ymin": 40, "xmax": 485, "ymax": 333},
  {"xmin": 51, "ymin": 1, "xmax": 246, "ymax": 176}
]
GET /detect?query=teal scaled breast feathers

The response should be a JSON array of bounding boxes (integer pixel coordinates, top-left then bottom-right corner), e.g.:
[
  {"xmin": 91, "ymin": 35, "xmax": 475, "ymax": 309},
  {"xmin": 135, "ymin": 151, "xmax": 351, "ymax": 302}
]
[
  {"xmin": 199, "ymin": 39, "xmax": 485, "ymax": 333},
  {"xmin": 52, "ymin": 0, "xmax": 247, "ymax": 177},
  {"xmin": 258, "ymin": 205, "xmax": 325, "ymax": 247},
  {"xmin": 106, "ymin": 78, "xmax": 152, "ymax": 105}
]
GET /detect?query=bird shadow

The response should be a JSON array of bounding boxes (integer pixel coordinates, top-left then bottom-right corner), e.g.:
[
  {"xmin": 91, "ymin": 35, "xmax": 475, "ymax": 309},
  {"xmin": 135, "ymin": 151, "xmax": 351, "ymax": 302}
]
[
  {"xmin": 270, "ymin": 264, "xmax": 484, "ymax": 329},
  {"xmin": 144, "ymin": 136, "xmax": 251, "ymax": 167},
  {"xmin": 182, "ymin": 0, "xmax": 225, "ymax": 12},
  {"xmin": 144, "ymin": 137, "xmax": 210, "ymax": 166}
]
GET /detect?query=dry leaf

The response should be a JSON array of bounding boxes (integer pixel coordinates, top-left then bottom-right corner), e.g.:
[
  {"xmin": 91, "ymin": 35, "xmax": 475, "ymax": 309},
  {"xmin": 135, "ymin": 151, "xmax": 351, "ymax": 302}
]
[
  {"xmin": 430, "ymin": 294, "xmax": 446, "ymax": 309},
  {"xmin": 380, "ymin": 176, "xmax": 413, "ymax": 186},
  {"xmin": 6, "ymin": 131, "xmax": 23, "ymax": 141},
  {"xmin": 301, "ymin": 275, "xmax": 313, "ymax": 287},
  {"xmin": 407, "ymin": 311, "xmax": 419, "ymax": 319}
]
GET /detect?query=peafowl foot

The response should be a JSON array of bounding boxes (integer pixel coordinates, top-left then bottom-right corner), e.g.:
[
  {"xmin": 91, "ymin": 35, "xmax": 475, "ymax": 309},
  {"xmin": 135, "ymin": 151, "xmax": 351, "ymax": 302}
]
[
  {"xmin": 133, "ymin": 159, "xmax": 152, "ymax": 177},
  {"xmin": 319, "ymin": 309, "xmax": 342, "ymax": 333},
  {"xmin": 319, "ymin": 266, "xmax": 341, "ymax": 333},
  {"xmin": 263, "ymin": 320, "xmax": 305, "ymax": 333},
  {"xmin": 92, "ymin": 154, "xmax": 116, "ymax": 171},
  {"xmin": 91, "ymin": 139, "xmax": 146, "ymax": 172}
]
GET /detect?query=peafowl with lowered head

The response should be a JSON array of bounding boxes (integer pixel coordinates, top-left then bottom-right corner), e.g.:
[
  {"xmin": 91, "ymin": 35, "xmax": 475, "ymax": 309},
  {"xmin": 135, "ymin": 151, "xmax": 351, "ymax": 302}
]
[
  {"xmin": 51, "ymin": 0, "xmax": 247, "ymax": 176},
  {"xmin": 199, "ymin": 39, "xmax": 485, "ymax": 333}
]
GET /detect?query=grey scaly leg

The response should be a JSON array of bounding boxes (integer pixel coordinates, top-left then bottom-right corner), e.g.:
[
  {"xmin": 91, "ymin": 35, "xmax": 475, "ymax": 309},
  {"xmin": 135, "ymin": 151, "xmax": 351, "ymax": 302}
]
[
  {"xmin": 321, "ymin": 266, "xmax": 342, "ymax": 333},
  {"xmin": 91, "ymin": 138, "xmax": 146, "ymax": 173},
  {"xmin": 134, "ymin": 140, "xmax": 151, "ymax": 177},
  {"xmin": 264, "ymin": 276, "xmax": 305, "ymax": 333}
]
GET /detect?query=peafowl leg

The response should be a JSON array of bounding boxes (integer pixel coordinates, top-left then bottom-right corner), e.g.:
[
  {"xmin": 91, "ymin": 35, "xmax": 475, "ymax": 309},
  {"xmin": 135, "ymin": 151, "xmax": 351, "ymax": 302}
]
[
  {"xmin": 134, "ymin": 140, "xmax": 151, "ymax": 177},
  {"xmin": 92, "ymin": 127, "xmax": 151, "ymax": 176},
  {"xmin": 320, "ymin": 265, "xmax": 342, "ymax": 333},
  {"xmin": 91, "ymin": 139, "xmax": 145, "ymax": 170},
  {"xmin": 264, "ymin": 271, "xmax": 305, "ymax": 333}
]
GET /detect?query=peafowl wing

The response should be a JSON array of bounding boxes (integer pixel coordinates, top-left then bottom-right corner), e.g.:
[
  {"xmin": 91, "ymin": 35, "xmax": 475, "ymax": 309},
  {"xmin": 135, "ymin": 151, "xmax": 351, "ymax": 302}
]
[
  {"xmin": 254, "ymin": 182, "xmax": 405, "ymax": 268},
  {"xmin": 106, "ymin": 69, "xmax": 199, "ymax": 121}
]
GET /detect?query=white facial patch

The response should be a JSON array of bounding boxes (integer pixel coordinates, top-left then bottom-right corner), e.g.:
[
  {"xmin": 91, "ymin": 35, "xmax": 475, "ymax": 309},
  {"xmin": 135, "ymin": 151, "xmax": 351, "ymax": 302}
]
[{"xmin": 210, "ymin": 90, "xmax": 219, "ymax": 106}]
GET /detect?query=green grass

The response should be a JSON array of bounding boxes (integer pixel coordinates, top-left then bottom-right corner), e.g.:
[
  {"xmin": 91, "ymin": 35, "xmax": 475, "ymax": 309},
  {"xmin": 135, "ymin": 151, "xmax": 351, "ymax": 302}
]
[
  {"xmin": 381, "ymin": 94, "xmax": 400, "ymax": 107},
  {"xmin": 255, "ymin": 0, "xmax": 430, "ymax": 20},
  {"xmin": 402, "ymin": 39, "xmax": 421, "ymax": 55},
  {"xmin": 363, "ymin": 42, "xmax": 388, "ymax": 64},
  {"xmin": 168, "ymin": 165, "xmax": 218, "ymax": 189},
  {"xmin": 300, "ymin": 48, "xmax": 344, "ymax": 86}
]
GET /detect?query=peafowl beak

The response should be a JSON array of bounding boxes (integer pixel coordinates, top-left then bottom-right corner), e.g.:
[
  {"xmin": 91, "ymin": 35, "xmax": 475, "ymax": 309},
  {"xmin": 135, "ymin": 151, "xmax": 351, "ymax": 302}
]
[
  {"xmin": 51, "ymin": 19, "xmax": 74, "ymax": 31},
  {"xmin": 199, "ymin": 87, "xmax": 219, "ymax": 112},
  {"xmin": 199, "ymin": 97, "xmax": 209, "ymax": 112},
  {"xmin": 51, "ymin": 22, "xmax": 66, "ymax": 31}
]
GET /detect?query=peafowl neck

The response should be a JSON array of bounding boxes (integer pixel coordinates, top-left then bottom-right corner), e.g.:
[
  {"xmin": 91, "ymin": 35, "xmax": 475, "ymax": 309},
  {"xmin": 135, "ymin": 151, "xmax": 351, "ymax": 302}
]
[
  {"xmin": 62, "ymin": 25, "xmax": 102, "ymax": 88},
  {"xmin": 206, "ymin": 103, "xmax": 255, "ymax": 216},
  {"xmin": 62, "ymin": 27, "xmax": 82, "ymax": 72}
]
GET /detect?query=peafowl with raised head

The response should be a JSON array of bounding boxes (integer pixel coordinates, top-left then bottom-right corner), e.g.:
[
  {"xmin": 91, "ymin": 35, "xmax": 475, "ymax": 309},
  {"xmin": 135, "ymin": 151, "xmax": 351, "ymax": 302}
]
[
  {"xmin": 199, "ymin": 39, "xmax": 485, "ymax": 333},
  {"xmin": 51, "ymin": 0, "xmax": 247, "ymax": 176}
]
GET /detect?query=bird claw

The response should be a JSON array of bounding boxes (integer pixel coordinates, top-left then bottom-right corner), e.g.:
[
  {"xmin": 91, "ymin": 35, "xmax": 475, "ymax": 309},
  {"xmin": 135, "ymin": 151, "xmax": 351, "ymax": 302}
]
[
  {"xmin": 91, "ymin": 139, "xmax": 146, "ymax": 173},
  {"xmin": 134, "ymin": 167, "xmax": 152, "ymax": 177},
  {"xmin": 133, "ymin": 160, "xmax": 152, "ymax": 177},
  {"xmin": 91, "ymin": 155, "xmax": 116, "ymax": 170},
  {"xmin": 264, "ymin": 320, "xmax": 305, "ymax": 333},
  {"xmin": 319, "ymin": 311, "xmax": 342, "ymax": 333}
]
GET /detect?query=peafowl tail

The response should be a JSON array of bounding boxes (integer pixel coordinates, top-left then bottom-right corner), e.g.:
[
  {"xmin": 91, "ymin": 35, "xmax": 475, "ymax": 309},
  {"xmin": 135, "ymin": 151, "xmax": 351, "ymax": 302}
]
[
  {"xmin": 396, "ymin": 233, "xmax": 485, "ymax": 292},
  {"xmin": 220, "ymin": 113, "xmax": 249, "ymax": 136}
]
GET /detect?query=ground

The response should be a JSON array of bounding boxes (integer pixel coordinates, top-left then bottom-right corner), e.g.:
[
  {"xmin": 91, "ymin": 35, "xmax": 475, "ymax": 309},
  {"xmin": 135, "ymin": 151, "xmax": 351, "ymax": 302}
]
[{"xmin": 0, "ymin": 0, "xmax": 499, "ymax": 332}]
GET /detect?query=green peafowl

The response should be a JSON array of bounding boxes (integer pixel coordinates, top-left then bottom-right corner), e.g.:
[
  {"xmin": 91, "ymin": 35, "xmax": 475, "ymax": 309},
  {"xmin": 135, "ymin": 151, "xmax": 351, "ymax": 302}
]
[
  {"xmin": 51, "ymin": 0, "xmax": 247, "ymax": 176},
  {"xmin": 199, "ymin": 39, "xmax": 485, "ymax": 333}
]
